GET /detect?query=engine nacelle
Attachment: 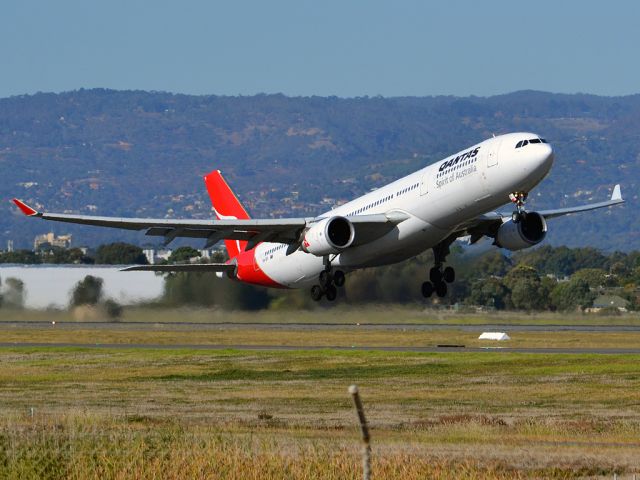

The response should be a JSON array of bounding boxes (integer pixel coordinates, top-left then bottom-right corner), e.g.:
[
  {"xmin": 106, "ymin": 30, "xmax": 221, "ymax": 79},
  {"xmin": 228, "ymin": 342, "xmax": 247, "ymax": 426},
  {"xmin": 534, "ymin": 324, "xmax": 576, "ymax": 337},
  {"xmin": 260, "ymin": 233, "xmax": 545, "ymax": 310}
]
[
  {"xmin": 301, "ymin": 216, "xmax": 355, "ymax": 256},
  {"xmin": 495, "ymin": 211, "xmax": 547, "ymax": 251}
]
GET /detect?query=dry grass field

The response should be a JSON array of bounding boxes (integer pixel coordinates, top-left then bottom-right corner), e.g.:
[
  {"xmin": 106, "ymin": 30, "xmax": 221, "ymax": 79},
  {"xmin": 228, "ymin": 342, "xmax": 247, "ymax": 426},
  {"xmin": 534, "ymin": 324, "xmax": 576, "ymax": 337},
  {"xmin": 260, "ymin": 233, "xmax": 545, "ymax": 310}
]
[{"xmin": 1, "ymin": 308, "xmax": 639, "ymax": 479}]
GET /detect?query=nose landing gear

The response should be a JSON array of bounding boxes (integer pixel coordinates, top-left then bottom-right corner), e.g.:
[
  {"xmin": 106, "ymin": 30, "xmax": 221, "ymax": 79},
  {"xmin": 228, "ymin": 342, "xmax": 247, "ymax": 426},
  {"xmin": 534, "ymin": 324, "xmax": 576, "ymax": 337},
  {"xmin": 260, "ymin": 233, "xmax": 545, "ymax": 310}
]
[{"xmin": 509, "ymin": 191, "xmax": 528, "ymax": 223}]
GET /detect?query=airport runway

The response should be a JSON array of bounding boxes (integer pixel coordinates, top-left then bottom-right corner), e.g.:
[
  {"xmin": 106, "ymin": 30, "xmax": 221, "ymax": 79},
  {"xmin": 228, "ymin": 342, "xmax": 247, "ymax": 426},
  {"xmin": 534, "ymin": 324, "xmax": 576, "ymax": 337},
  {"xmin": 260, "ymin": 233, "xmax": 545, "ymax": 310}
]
[
  {"xmin": 2, "ymin": 320, "xmax": 640, "ymax": 332},
  {"xmin": 2, "ymin": 342, "xmax": 640, "ymax": 354}
]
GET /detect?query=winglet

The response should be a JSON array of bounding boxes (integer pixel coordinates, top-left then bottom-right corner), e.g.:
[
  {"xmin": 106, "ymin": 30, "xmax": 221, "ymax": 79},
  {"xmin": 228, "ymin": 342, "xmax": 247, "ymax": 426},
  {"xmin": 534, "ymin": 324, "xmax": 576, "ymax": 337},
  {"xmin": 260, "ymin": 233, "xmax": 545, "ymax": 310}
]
[
  {"xmin": 611, "ymin": 184, "xmax": 622, "ymax": 202},
  {"xmin": 12, "ymin": 198, "xmax": 39, "ymax": 216}
]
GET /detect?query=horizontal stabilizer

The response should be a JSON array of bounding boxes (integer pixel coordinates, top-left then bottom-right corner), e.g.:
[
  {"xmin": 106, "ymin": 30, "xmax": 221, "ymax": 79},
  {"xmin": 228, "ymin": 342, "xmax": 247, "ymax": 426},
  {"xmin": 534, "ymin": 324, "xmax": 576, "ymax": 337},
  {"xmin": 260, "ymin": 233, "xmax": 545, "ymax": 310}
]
[{"xmin": 121, "ymin": 263, "xmax": 236, "ymax": 276}]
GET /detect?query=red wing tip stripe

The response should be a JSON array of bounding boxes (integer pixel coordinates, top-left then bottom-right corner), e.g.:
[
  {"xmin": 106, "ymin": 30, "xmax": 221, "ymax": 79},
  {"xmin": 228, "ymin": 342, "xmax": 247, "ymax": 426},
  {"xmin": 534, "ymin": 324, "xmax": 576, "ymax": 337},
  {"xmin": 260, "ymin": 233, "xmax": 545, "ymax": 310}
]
[{"xmin": 12, "ymin": 198, "xmax": 38, "ymax": 216}]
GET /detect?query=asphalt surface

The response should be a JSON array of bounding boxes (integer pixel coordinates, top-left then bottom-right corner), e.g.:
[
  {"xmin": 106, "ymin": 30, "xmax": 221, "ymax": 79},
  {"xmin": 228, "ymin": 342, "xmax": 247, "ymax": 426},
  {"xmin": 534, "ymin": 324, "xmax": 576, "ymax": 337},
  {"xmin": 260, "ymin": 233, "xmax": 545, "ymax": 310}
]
[{"xmin": 2, "ymin": 342, "xmax": 640, "ymax": 354}]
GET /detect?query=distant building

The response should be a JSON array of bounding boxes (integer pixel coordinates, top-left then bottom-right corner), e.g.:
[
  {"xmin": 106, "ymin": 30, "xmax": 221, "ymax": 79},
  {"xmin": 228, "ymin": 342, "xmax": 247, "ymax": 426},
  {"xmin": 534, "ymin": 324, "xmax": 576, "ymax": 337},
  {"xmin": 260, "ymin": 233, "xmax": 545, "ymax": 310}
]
[
  {"xmin": 142, "ymin": 248, "xmax": 173, "ymax": 265},
  {"xmin": 6, "ymin": 240, "xmax": 13, "ymax": 253},
  {"xmin": 34, "ymin": 232, "xmax": 72, "ymax": 250}
]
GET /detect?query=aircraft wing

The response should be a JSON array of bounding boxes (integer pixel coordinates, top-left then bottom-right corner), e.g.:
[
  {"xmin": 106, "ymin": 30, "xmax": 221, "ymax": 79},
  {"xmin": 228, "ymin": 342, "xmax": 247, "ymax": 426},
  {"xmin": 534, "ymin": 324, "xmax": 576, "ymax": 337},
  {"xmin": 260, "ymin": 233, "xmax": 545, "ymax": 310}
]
[
  {"xmin": 12, "ymin": 198, "xmax": 308, "ymax": 248},
  {"xmin": 535, "ymin": 184, "xmax": 624, "ymax": 219},
  {"xmin": 12, "ymin": 199, "xmax": 409, "ymax": 250},
  {"xmin": 456, "ymin": 184, "xmax": 624, "ymax": 243}
]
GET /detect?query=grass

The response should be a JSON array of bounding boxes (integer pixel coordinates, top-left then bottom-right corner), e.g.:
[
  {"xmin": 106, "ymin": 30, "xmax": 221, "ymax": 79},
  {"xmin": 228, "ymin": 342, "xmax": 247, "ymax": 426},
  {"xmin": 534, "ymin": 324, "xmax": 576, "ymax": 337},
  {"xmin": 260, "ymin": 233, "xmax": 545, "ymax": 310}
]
[
  {"xmin": 1, "ymin": 341, "xmax": 640, "ymax": 478},
  {"xmin": 1, "ymin": 308, "xmax": 640, "ymax": 478}
]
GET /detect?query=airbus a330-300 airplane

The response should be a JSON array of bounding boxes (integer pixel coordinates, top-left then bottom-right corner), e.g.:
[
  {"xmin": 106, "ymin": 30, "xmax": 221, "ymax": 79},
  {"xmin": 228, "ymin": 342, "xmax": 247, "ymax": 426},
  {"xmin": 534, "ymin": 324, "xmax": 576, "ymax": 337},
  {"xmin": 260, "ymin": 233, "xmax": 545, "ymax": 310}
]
[{"xmin": 13, "ymin": 132, "xmax": 624, "ymax": 301}]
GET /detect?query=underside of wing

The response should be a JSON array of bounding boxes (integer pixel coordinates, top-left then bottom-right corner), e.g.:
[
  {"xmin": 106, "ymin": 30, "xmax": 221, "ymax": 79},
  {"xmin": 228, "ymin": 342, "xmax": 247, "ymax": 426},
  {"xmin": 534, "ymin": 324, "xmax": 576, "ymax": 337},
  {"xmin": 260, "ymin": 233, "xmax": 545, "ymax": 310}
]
[{"xmin": 347, "ymin": 211, "xmax": 410, "ymax": 246}]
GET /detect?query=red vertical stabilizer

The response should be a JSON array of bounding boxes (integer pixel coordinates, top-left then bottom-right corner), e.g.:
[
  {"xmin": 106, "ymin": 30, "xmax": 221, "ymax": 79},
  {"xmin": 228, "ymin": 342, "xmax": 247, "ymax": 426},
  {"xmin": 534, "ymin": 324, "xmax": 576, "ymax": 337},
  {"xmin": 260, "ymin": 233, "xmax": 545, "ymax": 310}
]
[{"xmin": 203, "ymin": 170, "xmax": 250, "ymax": 259}]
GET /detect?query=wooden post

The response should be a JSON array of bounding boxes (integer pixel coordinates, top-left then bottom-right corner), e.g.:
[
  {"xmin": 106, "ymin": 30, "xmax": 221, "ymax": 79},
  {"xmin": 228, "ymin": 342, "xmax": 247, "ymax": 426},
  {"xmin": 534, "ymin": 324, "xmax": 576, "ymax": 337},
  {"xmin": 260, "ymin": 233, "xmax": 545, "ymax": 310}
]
[{"xmin": 349, "ymin": 385, "xmax": 371, "ymax": 480}]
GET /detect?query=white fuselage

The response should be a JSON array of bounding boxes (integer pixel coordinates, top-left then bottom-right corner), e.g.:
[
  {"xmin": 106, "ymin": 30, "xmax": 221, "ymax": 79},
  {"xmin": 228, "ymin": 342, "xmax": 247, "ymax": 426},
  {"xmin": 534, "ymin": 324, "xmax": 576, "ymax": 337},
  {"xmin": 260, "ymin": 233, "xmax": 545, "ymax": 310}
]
[{"xmin": 254, "ymin": 132, "xmax": 554, "ymax": 288}]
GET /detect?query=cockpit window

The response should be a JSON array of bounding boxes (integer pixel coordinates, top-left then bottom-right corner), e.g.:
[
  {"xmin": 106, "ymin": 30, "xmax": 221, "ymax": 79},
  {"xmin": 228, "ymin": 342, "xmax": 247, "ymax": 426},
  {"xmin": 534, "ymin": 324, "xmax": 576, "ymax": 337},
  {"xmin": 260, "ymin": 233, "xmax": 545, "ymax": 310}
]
[{"xmin": 516, "ymin": 138, "xmax": 548, "ymax": 149}]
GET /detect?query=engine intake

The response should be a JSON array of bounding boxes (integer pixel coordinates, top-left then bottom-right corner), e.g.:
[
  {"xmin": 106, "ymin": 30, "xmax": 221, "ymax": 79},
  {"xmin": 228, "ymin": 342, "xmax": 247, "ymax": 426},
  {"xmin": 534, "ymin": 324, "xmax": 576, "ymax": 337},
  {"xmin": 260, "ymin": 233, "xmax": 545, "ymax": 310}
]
[
  {"xmin": 495, "ymin": 211, "xmax": 547, "ymax": 251},
  {"xmin": 302, "ymin": 216, "xmax": 355, "ymax": 256}
]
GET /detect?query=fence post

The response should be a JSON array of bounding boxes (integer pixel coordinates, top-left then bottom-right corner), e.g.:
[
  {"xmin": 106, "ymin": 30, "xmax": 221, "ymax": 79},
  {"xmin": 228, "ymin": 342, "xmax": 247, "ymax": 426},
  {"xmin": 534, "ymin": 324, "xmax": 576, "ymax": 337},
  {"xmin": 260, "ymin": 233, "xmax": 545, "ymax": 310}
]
[{"xmin": 349, "ymin": 384, "xmax": 371, "ymax": 480}]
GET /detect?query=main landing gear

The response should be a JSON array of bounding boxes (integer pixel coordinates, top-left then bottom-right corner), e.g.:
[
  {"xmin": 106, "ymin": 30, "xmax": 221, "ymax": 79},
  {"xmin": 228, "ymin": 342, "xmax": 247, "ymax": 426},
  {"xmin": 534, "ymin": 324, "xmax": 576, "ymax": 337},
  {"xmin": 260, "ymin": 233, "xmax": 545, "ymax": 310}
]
[
  {"xmin": 509, "ymin": 191, "xmax": 528, "ymax": 223},
  {"xmin": 310, "ymin": 257, "xmax": 346, "ymax": 302},
  {"xmin": 422, "ymin": 236, "xmax": 456, "ymax": 298}
]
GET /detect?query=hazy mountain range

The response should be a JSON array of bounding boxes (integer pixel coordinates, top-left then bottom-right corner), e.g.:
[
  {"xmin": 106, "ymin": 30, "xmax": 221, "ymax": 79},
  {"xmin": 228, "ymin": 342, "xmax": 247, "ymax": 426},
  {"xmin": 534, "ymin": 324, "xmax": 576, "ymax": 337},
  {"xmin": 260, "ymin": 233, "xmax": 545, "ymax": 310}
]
[{"xmin": 1, "ymin": 89, "xmax": 637, "ymax": 251}]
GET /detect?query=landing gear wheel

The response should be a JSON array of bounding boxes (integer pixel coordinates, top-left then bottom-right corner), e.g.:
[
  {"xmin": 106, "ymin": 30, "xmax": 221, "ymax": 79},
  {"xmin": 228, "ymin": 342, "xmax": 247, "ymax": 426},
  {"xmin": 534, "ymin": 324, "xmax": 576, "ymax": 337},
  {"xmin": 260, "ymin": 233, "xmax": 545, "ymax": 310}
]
[
  {"xmin": 333, "ymin": 270, "xmax": 345, "ymax": 287},
  {"xmin": 421, "ymin": 281, "xmax": 434, "ymax": 298},
  {"xmin": 319, "ymin": 270, "xmax": 332, "ymax": 288},
  {"xmin": 435, "ymin": 281, "xmax": 448, "ymax": 297},
  {"xmin": 429, "ymin": 267, "xmax": 442, "ymax": 284},
  {"xmin": 325, "ymin": 285, "xmax": 337, "ymax": 301},
  {"xmin": 310, "ymin": 285, "xmax": 323, "ymax": 301},
  {"xmin": 311, "ymin": 285, "xmax": 324, "ymax": 301},
  {"xmin": 443, "ymin": 266, "xmax": 455, "ymax": 284}
]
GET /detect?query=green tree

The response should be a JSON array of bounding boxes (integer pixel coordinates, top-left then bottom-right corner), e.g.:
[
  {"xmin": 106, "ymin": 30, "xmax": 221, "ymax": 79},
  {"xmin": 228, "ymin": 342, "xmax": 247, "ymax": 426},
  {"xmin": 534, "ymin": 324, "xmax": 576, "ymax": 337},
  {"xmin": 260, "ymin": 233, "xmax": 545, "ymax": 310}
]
[
  {"xmin": 162, "ymin": 273, "xmax": 270, "ymax": 310},
  {"xmin": 70, "ymin": 275, "xmax": 104, "ymax": 306},
  {"xmin": 95, "ymin": 243, "xmax": 147, "ymax": 265},
  {"xmin": 168, "ymin": 246, "xmax": 201, "ymax": 264},
  {"xmin": 4, "ymin": 278, "xmax": 25, "ymax": 309},
  {"xmin": 467, "ymin": 251, "xmax": 512, "ymax": 278},
  {"xmin": 502, "ymin": 264, "xmax": 547, "ymax": 309},
  {"xmin": 467, "ymin": 277, "xmax": 510, "ymax": 309},
  {"xmin": 39, "ymin": 246, "xmax": 94, "ymax": 264},
  {"xmin": 550, "ymin": 279, "xmax": 595, "ymax": 311},
  {"xmin": 0, "ymin": 250, "xmax": 40, "ymax": 264},
  {"xmin": 571, "ymin": 268, "xmax": 608, "ymax": 289}
]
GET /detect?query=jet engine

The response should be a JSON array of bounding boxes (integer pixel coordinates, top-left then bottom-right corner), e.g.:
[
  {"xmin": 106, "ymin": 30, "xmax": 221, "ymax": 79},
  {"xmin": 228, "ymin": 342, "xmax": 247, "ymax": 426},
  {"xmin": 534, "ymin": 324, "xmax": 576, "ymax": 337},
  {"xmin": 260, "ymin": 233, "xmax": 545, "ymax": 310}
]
[
  {"xmin": 301, "ymin": 216, "xmax": 355, "ymax": 256},
  {"xmin": 495, "ymin": 212, "xmax": 547, "ymax": 251}
]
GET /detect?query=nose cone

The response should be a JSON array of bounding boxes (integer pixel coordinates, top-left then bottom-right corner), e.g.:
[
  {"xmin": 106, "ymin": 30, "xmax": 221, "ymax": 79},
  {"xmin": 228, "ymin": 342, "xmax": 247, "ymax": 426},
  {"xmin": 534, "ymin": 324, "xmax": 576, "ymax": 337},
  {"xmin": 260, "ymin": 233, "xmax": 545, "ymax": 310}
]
[{"xmin": 538, "ymin": 143, "xmax": 554, "ymax": 172}]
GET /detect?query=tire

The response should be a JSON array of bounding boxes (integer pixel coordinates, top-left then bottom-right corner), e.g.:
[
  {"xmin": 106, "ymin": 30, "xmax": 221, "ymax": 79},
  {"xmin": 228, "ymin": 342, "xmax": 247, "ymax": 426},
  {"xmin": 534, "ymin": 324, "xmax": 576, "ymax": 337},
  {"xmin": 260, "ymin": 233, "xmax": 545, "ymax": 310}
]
[
  {"xmin": 333, "ymin": 270, "xmax": 346, "ymax": 287},
  {"xmin": 319, "ymin": 270, "xmax": 332, "ymax": 288},
  {"xmin": 325, "ymin": 285, "xmax": 337, "ymax": 301},
  {"xmin": 429, "ymin": 267, "xmax": 442, "ymax": 284},
  {"xmin": 421, "ymin": 281, "xmax": 433, "ymax": 298},
  {"xmin": 310, "ymin": 285, "xmax": 323, "ymax": 301},
  {"xmin": 443, "ymin": 266, "xmax": 455, "ymax": 284},
  {"xmin": 435, "ymin": 281, "xmax": 447, "ymax": 297}
]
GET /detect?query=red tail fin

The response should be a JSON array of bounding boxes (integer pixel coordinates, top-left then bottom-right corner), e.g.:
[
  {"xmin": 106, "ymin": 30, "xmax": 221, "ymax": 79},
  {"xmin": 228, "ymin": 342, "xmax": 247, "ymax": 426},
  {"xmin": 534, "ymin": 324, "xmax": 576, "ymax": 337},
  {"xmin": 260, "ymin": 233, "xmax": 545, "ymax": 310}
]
[{"xmin": 203, "ymin": 170, "xmax": 250, "ymax": 259}]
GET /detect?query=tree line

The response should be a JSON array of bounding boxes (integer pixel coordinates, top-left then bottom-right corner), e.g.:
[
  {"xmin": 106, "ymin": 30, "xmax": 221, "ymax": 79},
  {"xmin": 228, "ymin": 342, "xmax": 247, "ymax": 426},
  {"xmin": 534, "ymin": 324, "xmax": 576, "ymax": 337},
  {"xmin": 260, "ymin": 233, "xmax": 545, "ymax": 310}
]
[
  {"xmin": 158, "ymin": 245, "xmax": 640, "ymax": 312},
  {"xmin": 1, "ymin": 244, "xmax": 638, "ymax": 312}
]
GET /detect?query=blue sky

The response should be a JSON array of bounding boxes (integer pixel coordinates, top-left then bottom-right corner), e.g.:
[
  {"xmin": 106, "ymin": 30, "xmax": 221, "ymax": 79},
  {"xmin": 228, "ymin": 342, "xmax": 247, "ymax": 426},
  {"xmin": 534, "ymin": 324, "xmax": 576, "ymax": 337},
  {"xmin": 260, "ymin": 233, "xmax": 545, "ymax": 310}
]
[{"xmin": 1, "ymin": 0, "xmax": 639, "ymax": 98}]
